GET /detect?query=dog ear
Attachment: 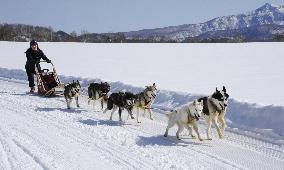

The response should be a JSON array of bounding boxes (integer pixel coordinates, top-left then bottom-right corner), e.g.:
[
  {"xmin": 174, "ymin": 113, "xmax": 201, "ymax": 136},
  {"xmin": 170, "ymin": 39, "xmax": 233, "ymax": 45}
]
[
  {"xmin": 193, "ymin": 99, "xmax": 197, "ymax": 105},
  {"xmin": 73, "ymin": 80, "xmax": 75, "ymax": 83},
  {"xmin": 153, "ymin": 83, "xmax": 156, "ymax": 87},
  {"xmin": 216, "ymin": 87, "xmax": 219, "ymax": 92},
  {"xmin": 223, "ymin": 86, "xmax": 226, "ymax": 92}
]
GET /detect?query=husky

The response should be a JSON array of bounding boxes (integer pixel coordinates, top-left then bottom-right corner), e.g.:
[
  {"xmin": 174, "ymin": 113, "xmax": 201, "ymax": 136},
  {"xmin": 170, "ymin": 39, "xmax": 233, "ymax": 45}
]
[
  {"xmin": 198, "ymin": 86, "xmax": 229, "ymax": 140},
  {"xmin": 164, "ymin": 100, "xmax": 204, "ymax": 141},
  {"xmin": 103, "ymin": 92, "xmax": 136, "ymax": 121},
  {"xmin": 64, "ymin": 80, "xmax": 81, "ymax": 109},
  {"xmin": 88, "ymin": 82, "xmax": 110, "ymax": 111},
  {"xmin": 133, "ymin": 83, "xmax": 157, "ymax": 123}
]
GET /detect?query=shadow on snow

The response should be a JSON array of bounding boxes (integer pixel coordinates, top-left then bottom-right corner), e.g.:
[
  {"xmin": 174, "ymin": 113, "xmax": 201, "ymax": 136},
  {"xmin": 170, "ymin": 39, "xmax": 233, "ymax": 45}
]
[
  {"xmin": 78, "ymin": 118, "xmax": 132, "ymax": 127},
  {"xmin": 136, "ymin": 135, "xmax": 207, "ymax": 147}
]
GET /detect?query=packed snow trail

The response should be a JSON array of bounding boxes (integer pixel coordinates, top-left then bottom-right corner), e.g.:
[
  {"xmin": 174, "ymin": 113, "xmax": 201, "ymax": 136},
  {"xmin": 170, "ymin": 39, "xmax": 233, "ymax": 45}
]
[{"xmin": 0, "ymin": 78, "xmax": 284, "ymax": 170}]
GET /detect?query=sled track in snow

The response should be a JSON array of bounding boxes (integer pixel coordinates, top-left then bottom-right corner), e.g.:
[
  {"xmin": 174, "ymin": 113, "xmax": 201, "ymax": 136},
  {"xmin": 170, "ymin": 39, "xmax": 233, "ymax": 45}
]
[{"xmin": 1, "ymin": 78, "xmax": 284, "ymax": 170}]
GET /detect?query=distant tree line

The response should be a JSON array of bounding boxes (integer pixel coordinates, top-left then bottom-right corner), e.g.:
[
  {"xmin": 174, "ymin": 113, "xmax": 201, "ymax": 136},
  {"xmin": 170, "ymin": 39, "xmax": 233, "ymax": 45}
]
[
  {"xmin": 1, "ymin": 23, "xmax": 284, "ymax": 43},
  {"xmin": 0, "ymin": 23, "xmax": 177, "ymax": 43}
]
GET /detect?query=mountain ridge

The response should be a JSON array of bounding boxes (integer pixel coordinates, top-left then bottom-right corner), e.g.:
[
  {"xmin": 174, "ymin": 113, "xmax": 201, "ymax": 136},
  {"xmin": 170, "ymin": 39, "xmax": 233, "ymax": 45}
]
[{"xmin": 124, "ymin": 3, "xmax": 284, "ymax": 42}]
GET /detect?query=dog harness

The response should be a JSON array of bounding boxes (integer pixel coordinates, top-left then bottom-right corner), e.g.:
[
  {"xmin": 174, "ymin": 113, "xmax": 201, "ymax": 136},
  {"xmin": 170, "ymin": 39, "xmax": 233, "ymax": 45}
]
[{"xmin": 209, "ymin": 99, "xmax": 223, "ymax": 113}]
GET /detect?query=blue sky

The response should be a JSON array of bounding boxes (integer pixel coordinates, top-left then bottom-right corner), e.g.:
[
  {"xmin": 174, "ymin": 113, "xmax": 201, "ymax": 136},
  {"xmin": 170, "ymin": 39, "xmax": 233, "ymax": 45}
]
[{"xmin": 0, "ymin": 0, "xmax": 283, "ymax": 33}]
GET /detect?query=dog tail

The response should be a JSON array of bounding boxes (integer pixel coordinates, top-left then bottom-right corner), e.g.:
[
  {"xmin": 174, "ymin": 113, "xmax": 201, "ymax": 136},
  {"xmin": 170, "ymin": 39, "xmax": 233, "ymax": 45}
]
[{"xmin": 165, "ymin": 111, "xmax": 172, "ymax": 119}]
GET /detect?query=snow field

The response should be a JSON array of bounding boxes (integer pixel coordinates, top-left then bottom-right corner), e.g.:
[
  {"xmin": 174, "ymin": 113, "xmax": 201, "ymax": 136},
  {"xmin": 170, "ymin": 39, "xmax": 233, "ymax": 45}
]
[{"xmin": 1, "ymin": 78, "xmax": 284, "ymax": 170}]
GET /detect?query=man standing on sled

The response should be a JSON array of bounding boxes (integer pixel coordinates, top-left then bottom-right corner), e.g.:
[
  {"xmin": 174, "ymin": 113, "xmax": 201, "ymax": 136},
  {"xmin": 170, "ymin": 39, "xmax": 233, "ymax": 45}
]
[{"xmin": 25, "ymin": 40, "xmax": 51, "ymax": 93}]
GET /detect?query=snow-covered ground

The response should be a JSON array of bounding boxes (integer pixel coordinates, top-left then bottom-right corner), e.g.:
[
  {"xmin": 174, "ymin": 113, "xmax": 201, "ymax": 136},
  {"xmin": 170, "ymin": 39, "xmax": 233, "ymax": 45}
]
[
  {"xmin": 1, "ymin": 41, "xmax": 284, "ymax": 169},
  {"xmin": 1, "ymin": 78, "xmax": 284, "ymax": 170},
  {"xmin": 1, "ymin": 42, "xmax": 284, "ymax": 106}
]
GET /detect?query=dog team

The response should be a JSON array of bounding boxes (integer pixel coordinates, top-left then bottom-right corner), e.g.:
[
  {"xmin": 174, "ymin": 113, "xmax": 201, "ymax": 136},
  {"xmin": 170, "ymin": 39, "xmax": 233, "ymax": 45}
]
[{"xmin": 64, "ymin": 80, "xmax": 229, "ymax": 141}]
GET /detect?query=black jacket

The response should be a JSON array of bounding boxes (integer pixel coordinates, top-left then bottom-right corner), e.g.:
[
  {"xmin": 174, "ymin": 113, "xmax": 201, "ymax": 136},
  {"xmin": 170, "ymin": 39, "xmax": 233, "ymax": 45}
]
[{"xmin": 25, "ymin": 48, "xmax": 50, "ymax": 72}]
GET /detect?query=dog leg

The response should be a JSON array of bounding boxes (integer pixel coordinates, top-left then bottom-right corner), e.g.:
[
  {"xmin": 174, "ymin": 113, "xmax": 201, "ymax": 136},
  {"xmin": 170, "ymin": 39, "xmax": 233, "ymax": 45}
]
[
  {"xmin": 205, "ymin": 116, "xmax": 212, "ymax": 140},
  {"xmin": 142, "ymin": 108, "xmax": 146, "ymax": 117},
  {"xmin": 110, "ymin": 106, "xmax": 118, "ymax": 120},
  {"xmin": 101, "ymin": 99, "xmax": 104, "ymax": 111},
  {"xmin": 218, "ymin": 114, "xmax": 227, "ymax": 136},
  {"xmin": 176, "ymin": 123, "xmax": 184, "ymax": 140},
  {"xmin": 76, "ymin": 95, "xmax": 80, "ymax": 108},
  {"xmin": 147, "ymin": 109, "xmax": 154, "ymax": 120},
  {"xmin": 185, "ymin": 124, "xmax": 196, "ymax": 139},
  {"xmin": 164, "ymin": 121, "xmax": 175, "ymax": 137},
  {"xmin": 192, "ymin": 121, "xmax": 203, "ymax": 141},
  {"xmin": 212, "ymin": 115, "xmax": 223, "ymax": 139},
  {"xmin": 118, "ymin": 107, "xmax": 122, "ymax": 121},
  {"xmin": 136, "ymin": 107, "xmax": 141, "ymax": 123},
  {"xmin": 66, "ymin": 98, "xmax": 71, "ymax": 109},
  {"xmin": 93, "ymin": 100, "xmax": 96, "ymax": 111},
  {"xmin": 127, "ymin": 108, "xmax": 134, "ymax": 119},
  {"xmin": 103, "ymin": 107, "xmax": 108, "ymax": 114}
]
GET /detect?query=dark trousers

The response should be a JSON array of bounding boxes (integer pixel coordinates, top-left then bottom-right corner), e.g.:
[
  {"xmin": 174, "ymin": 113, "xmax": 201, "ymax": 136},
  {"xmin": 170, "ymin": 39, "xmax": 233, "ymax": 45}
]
[
  {"xmin": 25, "ymin": 63, "xmax": 41, "ymax": 87},
  {"xmin": 26, "ymin": 70, "xmax": 35, "ymax": 87}
]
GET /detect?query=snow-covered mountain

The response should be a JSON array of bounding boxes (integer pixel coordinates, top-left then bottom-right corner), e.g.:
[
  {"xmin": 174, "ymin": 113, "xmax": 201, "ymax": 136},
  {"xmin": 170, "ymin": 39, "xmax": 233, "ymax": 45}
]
[{"xmin": 124, "ymin": 3, "xmax": 284, "ymax": 42}]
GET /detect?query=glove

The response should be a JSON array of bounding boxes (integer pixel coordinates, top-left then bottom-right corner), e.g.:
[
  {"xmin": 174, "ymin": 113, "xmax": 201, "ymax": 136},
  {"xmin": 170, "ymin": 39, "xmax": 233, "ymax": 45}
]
[{"xmin": 46, "ymin": 60, "xmax": 51, "ymax": 63}]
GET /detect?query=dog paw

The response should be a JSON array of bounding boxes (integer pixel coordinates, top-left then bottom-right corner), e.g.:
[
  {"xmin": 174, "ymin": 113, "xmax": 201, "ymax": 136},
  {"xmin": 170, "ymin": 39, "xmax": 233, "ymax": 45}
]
[
  {"xmin": 208, "ymin": 138, "xmax": 213, "ymax": 140},
  {"xmin": 199, "ymin": 138, "xmax": 204, "ymax": 141},
  {"xmin": 131, "ymin": 116, "xmax": 135, "ymax": 119},
  {"xmin": 191, "ymin": 135, "xmax": 196, "ymax": 139},
  {"xmin": 137, "ymin": 121, "xmax": 141, "ymax": 123},
  {"xmin": 164, "ymin": 134, "xmax": 167, "ymax": 137},
  {"xmin": 77, "ymin": 105, "xmax": 80, "ymax": 108}
]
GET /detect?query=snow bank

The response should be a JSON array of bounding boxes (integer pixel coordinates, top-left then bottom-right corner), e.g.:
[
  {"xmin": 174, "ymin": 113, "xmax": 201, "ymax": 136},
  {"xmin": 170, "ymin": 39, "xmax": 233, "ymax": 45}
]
[{"xmin": 1, "ymin": 67, "xmax": 283, "ymax": 142}]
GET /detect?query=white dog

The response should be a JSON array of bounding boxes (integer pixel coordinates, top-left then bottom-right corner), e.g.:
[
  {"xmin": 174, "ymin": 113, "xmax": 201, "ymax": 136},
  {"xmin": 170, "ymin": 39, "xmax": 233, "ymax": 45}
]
[{"xmin": 164, "ymin": 100, "xmax": 204, "ymax": 141}]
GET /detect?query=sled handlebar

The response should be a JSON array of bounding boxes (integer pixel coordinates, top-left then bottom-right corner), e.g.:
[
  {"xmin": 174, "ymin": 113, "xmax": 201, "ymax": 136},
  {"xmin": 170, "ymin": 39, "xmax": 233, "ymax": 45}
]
[{"xmin": 37, "ymin": 60, "xmax": 54, "ymax": 66}]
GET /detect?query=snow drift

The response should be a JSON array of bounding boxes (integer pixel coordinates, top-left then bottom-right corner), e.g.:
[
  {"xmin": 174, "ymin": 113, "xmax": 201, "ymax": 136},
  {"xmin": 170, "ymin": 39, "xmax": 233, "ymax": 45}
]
[{"xmin": 1, "ymin": 67, "xmax": 283, "ymax": 144}]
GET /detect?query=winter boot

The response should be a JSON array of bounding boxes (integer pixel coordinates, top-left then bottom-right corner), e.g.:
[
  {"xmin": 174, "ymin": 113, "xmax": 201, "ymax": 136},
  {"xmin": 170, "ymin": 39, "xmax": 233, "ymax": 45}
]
[{"xmin": 30, "ymin": 87, "xmax": 35, "ymax": 93}]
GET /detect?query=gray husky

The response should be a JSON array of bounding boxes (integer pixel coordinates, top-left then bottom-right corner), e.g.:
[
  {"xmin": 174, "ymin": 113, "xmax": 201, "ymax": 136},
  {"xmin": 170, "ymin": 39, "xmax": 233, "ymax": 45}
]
[
  {"xmin": 88, "ymin": 82, "xmax": 110, "ymax": 111},
  {"xmin": 103, "ymin": 92, "xmax": 136, "ymax": 121},
  {"xmin": 64, "ymin": 80, "xmax": 81, "ymax": 109},
  {"xmin": 132, "ymin": 83, "xmax": 157, "ymax": 123},
  {"xmin": 198, "ymin": 86, "xmax": 229, "ymax": 139}
]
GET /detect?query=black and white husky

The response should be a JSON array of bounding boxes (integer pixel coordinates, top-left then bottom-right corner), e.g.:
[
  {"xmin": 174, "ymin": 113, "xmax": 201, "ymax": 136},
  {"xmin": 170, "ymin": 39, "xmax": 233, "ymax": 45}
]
[
  {"xmin": 88, "ymin": 82, "xmax": 110, "ymax": 111},
  {"xmin": 198, "ymin": 86, "xmax": 229, "ymax": 140},
  {"xmin": 64, "ymin": 80, "xmax": 81, "ymax": 109},
  {"xmin": 133, "ymin": 83, "xmax": 157, "ymax": 123},
  {"xmin": 103, "ymin": 92, "xmax": 136, "ymax": 121},
  {"xmin": 164, "ymin": 100, "xmax": 204, "ymax": 141}
]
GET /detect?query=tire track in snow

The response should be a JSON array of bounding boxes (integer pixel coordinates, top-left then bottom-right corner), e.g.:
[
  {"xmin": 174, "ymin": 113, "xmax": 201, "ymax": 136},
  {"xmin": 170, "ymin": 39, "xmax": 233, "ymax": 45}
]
[
  {"xmin": 79, "ymin": 107, "xmax": 236, "ymax": 169},
  {"xmin": 121, "ymin": 120, "xmax": 245, "ymax": 170},
  {"xmin": 224, "ymin": 133, "xmax": 284, "ymax": 160},
  {"xmin": 1, "ymin": 79, "xmax": 284, "ymax": 169},
  {"xmin": 77, "ymin": 94, "xmax": 242, "ymax": 169},
  {"xmin": 12, "ymin": 139, "xmax": 49, "ymax": 170},
  {"xmin": 2, "ymin": 91, "xmax": 156, "ymax": 170},
  {"xmin": 0, "ymin": 130, "xmax": 13, "ymax": 170}
]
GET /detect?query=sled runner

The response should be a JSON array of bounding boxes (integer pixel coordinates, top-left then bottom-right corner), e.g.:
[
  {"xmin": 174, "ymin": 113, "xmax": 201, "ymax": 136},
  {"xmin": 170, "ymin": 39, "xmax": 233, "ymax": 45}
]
[{"xmin": 35, "ymin": 61, "xmax": 64, "ymax": 96}]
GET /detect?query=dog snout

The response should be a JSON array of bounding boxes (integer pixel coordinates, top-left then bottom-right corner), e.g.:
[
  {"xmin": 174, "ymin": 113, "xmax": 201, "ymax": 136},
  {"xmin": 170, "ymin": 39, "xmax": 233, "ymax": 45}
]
[
  {"xmin": 224, "ymin": 103, "xmax": 227, "ymax": 107},
  {"xmin": 194, "ymin": 114, "xmax": 200, "ymax": 121}
]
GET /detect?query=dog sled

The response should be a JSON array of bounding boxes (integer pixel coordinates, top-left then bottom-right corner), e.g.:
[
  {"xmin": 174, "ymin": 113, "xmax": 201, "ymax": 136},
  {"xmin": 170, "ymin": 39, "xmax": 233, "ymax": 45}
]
[{"xmin": 35, "ymin": 61, "xmax": 64, "ymax": 96}]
